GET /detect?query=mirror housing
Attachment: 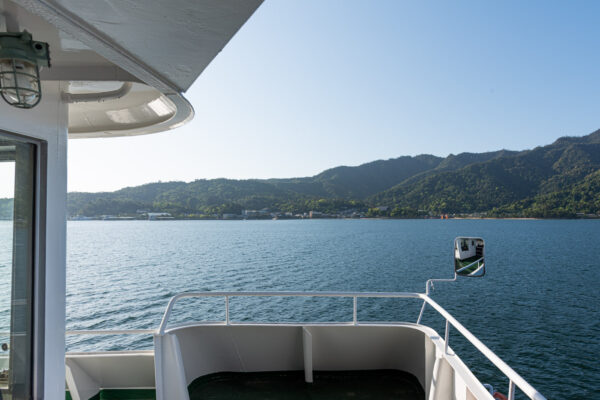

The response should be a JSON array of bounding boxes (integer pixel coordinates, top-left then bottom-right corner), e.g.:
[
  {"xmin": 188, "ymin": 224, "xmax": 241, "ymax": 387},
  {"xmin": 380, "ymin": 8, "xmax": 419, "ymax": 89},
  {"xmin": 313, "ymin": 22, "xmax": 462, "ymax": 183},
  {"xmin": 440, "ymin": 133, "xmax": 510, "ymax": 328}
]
[{"xmin": 454, "ymin": 237, "xmax": 485, "ymax": 277}]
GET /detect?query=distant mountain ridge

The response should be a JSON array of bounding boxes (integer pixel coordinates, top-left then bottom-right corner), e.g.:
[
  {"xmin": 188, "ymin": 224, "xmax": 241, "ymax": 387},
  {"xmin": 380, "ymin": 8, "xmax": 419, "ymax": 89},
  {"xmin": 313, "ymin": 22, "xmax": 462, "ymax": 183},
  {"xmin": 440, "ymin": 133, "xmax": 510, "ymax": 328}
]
[
  {"xmin": 371, "ymin": 129, "xmax": 600, "ymax": 216},
  {"xmin": 66, "ymin": 129, "xmax": 600, "ymax": 218}
]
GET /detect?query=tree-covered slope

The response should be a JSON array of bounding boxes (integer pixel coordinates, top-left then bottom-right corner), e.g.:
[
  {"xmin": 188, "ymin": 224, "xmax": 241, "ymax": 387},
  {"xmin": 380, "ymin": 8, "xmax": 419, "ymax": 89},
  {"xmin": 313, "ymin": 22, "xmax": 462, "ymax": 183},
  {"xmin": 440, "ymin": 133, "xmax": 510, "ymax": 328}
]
[
  {"xmin": 433, "ymin": 150, "xmax": 519, "ymax": 172},
  {"xmin": 311, "ymin": 154, "xmax": 443, "ymax": 198},
  {"xmin": 370, "ymin": 130, "xmax": 600, "ymax": 215},
  {"xmin": 65, "ymin": 129, "xmax": 600, "ymax": 218},
  {"xmin": 492, "ymin": 169, "xmax": 600, "ymax": 218},
  {"xmin": 66, "ymin": 154, "xmax": 450, "ymax": 215},
  {"xmin": 264, "ymin": 154, "xmax": 444, "ymax": 199}
]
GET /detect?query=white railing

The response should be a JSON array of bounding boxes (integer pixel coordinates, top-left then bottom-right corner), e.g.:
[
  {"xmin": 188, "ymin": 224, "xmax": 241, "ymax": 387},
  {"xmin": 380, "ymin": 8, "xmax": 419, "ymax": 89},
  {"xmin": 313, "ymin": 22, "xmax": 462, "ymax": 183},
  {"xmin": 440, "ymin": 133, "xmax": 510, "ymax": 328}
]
[
  {"xmin": 63, "ymin": 290, "xmax": 546, "ymax": 400},
  {"xmin": 154, "ymin": 290, "xmax": 546, "ymax": 400},
  {"xmin": 156, "ymin": 290, "xmax": 422, "ymax": 335},
  {"xmin": 420, "ymin": 295, "xmax": 546, "ymax": 400},
  {"xmin": 66, "ymin": 329, "xmax": 155, "ymax": 335},
  {"xmin": 456, "ymin": 257, "xmax": 484, "ymax": 274}
]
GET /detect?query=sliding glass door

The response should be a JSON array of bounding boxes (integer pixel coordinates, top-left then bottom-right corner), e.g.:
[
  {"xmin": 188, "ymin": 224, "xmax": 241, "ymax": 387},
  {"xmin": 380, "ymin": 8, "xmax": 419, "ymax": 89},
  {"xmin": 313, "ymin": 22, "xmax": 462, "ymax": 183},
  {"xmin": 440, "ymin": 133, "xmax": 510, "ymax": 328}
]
[{"xmin": 0, "ymin": 134, "xmax": 39, "ymax": 400}]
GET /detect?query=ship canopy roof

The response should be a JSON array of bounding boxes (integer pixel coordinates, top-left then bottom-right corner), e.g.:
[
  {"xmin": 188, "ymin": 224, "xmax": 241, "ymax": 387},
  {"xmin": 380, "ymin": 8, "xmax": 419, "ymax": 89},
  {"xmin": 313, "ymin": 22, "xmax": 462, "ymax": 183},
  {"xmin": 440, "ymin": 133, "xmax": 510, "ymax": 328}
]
[{"xmin": 5, "ymin": 0, "xmax": 262, "ymax": 137}]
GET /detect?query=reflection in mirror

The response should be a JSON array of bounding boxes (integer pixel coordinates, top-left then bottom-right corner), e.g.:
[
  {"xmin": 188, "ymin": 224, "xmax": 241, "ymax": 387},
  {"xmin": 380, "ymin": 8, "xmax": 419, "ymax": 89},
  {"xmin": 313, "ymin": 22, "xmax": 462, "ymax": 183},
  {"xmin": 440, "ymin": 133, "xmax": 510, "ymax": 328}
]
[{"xmin": 454, "ymin": 237, "xmax": 485, "ymax": 277}]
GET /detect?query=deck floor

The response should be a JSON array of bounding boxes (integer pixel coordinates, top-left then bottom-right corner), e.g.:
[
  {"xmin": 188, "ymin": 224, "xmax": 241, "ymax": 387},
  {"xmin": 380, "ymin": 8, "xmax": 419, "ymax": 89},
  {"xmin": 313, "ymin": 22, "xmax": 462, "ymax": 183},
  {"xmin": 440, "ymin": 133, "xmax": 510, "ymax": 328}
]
[{"xmin": 188, "ymin": 370, "xmax": 425, "ymax": 400}]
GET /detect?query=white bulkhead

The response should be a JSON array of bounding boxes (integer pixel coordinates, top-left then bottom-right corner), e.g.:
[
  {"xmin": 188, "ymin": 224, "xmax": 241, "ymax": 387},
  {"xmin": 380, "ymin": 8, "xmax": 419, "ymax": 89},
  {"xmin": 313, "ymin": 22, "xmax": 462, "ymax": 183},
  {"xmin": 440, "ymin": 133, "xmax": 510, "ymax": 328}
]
[{"xmin": 0, "ymin": 1, "xmax": 262, "ymax": 398}]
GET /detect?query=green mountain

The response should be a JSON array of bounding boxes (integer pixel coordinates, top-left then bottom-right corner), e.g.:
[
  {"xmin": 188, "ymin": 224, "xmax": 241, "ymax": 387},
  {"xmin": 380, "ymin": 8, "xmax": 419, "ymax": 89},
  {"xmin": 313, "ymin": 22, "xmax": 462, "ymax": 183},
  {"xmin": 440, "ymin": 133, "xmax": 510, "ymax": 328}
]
[
  {"xmin": 370, "ymin": 130, "xmax": 600, "ymax": 217},
  {"xmin": 284, "ymin": 154, "xmax": 443, "ymax": 199},
  {"xmin": 65, "ymin": 130, "xmax": 600, "ymax": 218}
]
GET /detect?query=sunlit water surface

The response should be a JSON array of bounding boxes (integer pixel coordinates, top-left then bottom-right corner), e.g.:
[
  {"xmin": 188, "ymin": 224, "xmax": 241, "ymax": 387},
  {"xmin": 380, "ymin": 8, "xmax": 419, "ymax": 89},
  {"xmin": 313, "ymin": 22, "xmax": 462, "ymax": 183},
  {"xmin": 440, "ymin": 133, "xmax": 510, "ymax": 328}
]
[{"xmin": 2, "ymin": 219, "xmax": 599, "ymax": 399}]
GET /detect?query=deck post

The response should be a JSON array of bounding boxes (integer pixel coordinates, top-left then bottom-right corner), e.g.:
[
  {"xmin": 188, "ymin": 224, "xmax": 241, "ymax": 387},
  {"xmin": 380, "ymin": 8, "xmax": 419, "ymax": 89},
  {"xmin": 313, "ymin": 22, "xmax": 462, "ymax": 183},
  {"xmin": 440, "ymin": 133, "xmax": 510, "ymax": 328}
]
[
  {"xmin": 302, "ymin": 327, "xmax": 313, "ymax": 383},
  {"xmin": 444, "ymin": 320, "xmax": 450, "ymax": 354},
  {"xmin": 508, "ymin": 381, "xmax": 516, "ymax": 400}
]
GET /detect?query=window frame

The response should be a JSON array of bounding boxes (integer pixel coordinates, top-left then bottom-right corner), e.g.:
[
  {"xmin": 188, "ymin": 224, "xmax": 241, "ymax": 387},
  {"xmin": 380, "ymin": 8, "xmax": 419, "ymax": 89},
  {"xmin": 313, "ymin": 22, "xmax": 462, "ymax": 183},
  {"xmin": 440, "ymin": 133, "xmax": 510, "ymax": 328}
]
[{"xmin": 0, "ymin": 129, "xmax": 47, "ymax": 399}]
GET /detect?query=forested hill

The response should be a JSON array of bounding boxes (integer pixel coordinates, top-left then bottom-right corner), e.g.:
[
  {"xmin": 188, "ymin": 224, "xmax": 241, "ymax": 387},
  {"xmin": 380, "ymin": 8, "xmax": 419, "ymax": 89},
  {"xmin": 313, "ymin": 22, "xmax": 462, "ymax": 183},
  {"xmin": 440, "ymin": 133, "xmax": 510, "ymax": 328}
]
[
  {"xmin": 65, "ymin": 129, "xmax": 600, "ymax": 218},
  {"xmin": 370, "ymin": 129, "xmax": 600, "ymax": 217}
]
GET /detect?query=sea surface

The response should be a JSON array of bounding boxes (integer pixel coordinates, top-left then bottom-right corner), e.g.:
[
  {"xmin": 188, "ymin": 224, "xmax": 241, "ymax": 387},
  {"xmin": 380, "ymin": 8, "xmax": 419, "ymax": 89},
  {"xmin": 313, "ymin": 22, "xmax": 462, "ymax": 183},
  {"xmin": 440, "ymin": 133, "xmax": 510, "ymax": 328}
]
[{"xmin": 2, "ymin": 219, "xmax": 599, "ymax": 399}]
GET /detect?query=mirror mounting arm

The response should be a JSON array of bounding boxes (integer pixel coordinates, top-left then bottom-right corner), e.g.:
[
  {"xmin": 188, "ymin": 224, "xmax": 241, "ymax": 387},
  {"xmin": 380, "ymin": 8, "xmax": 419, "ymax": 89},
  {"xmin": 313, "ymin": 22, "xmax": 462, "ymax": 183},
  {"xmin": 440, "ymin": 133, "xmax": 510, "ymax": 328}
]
[
  {"xmin": 425, "ymin": 274, "xmax": 457, "ymax": 295},
  {"xmin": 417, "ymin": 274, "xmax": 457, "ymax": 324},
  {"xmin": 418, "ymin": 237, "xmax": 486, "ymax": 324}
]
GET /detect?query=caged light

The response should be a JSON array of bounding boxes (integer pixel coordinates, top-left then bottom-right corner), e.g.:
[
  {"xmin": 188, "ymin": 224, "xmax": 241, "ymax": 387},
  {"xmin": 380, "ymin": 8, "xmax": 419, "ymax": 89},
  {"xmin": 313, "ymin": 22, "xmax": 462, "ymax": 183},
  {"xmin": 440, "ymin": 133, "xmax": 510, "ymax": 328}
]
[{"xmin": 0, "ymin": 30, "xmax": 50, "ymax": 109}]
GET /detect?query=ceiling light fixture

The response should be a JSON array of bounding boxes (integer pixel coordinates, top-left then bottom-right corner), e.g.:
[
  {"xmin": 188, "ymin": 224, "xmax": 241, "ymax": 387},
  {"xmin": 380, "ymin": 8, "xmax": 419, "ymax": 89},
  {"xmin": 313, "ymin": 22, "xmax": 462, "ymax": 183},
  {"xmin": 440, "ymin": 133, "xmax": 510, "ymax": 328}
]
[{"xmin": 0, "ymin": 30, "xmax": 50, "ymax": 109}]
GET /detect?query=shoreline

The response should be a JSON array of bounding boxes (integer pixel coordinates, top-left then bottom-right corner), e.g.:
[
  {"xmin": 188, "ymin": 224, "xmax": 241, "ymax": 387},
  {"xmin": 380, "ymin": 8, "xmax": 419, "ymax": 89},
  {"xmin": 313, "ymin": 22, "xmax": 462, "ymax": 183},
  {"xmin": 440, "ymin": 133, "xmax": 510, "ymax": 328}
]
[{"xmin": 64, "ymin": 216, "xmax": 600, "ymax": 222}]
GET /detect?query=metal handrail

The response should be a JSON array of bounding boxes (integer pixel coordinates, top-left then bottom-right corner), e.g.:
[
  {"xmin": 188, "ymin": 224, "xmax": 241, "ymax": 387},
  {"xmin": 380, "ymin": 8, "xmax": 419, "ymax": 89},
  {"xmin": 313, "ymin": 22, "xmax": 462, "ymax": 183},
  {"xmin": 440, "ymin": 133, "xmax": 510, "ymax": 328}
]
[
  {"xmin": 155, "ymin": 290, "xmax": 546, "ymax": 400},
  {"xmin": 421, "ymin": 295, "xmax": 546, "ymax": 400},
  {"xmin": 0, "ymin": 329, "xmax": 155, "ymax": 336},
  {"xmin": 59, "ymin": 290, "xmax": 546, "ymax": 400},
  {"xmin": 66, "ymin": 329, "xmax": 155, "ymax": 335},
  {"xmin": 456, "ymin": 257, "xmax": 484, "ymax": 274},
  {"xmin": 156, "ymin": 290, "xmax": 422, "ymax": 335}
]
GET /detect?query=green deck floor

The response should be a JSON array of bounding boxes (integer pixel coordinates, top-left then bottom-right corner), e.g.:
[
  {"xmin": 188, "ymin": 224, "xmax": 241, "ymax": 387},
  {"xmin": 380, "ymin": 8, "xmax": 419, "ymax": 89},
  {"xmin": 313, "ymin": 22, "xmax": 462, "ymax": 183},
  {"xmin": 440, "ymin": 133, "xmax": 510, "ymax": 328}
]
[
  {"xmin": 189, "ymin": 370, "xmax": 424, "ymax": 400},
  {"xmin": 67, "ymin": 369, "xmax": 424, "ymax": 400},
  {"xmin": 455, "ymin": 255, "xmax": 482, "ymax": 274},
  {"xmin": 67, "ymin": 389, "xmax": 156, "ymax": 400}
]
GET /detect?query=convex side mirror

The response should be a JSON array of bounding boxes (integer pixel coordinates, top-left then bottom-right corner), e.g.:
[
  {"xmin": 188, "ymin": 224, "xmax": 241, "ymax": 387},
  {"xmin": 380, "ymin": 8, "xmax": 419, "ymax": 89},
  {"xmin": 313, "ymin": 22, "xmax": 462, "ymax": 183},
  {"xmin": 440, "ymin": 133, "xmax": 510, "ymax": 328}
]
[{"xmin": 454, "ymin": 237, "xmax": 485, "ymax": 277}]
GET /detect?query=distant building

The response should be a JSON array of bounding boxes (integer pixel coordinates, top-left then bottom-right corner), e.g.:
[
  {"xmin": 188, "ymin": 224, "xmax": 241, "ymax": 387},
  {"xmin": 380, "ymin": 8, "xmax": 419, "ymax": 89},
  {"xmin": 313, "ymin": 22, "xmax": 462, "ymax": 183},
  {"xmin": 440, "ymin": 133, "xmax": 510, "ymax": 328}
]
[
  {"xmin": 147, "ymin": 212, "xmax": 172, "ymax": 220},
  {"xmin": 309, "ymin": 211, "xmax": 323, "ymax": 218},
  {"xmin": 70, "ymin": 215, "xmax": 93, "ymax": 221},
  {"xmin": 377, "ymin": 206, "xmax": 389, "ymax": 212},
  {"xmin": 222, "ymin": 213, "xmax": 238, "ymax": 220},
  {"xmin": 242, "ymin": 209, "xmax": 270, "ymax": 218},
  {"xmin": 101, "ymin": 215, "xmax": 135, "ymax": 221}
]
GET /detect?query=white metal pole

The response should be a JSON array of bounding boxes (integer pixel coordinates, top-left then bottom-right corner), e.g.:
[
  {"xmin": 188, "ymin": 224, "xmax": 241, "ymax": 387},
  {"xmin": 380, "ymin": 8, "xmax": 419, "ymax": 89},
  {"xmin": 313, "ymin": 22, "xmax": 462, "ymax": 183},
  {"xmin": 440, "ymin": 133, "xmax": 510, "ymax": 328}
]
[
  {"xmin": 225, "ymin": 296, "xmax": 230, "ymax": 325},
  {"xmin": 444, "ymin": 319, "xmax": 450, "ymax": 354}
]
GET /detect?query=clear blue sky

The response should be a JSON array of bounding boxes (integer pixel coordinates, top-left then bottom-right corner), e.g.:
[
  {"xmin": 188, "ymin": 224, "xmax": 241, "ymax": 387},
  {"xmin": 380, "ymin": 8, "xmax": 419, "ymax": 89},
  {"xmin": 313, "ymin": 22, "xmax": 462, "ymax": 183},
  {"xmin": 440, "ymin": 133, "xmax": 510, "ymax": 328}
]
[{"xmin": 68, "ymin": 0, "xmax": 600, "ymax": 193}]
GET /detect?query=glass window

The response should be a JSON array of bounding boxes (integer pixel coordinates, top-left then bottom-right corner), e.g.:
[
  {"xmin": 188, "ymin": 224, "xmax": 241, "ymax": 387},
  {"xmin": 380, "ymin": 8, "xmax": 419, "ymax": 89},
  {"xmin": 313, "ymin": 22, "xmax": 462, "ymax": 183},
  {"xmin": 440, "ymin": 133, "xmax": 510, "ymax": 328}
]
[{"xmin": 0, "ymin": 136, "xmax": 37, "ymax": 399}]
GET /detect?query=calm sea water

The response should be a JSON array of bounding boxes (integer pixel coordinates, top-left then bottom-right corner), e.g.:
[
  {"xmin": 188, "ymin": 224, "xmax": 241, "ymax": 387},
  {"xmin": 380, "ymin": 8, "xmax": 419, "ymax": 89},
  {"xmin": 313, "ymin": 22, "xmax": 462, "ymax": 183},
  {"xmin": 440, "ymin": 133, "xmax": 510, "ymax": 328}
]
[{"xmin": 2, "ymin": 219, "xmax": 599, "ymax": 398}]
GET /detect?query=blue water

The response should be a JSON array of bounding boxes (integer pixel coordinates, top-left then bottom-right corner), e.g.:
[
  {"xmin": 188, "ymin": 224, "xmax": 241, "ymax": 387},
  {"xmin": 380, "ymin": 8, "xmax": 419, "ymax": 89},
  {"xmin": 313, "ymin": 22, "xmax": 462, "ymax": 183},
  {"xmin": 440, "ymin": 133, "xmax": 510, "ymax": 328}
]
[{"xmin": 4, "ymin": 219, "xmax": 600, "ymax": 398}]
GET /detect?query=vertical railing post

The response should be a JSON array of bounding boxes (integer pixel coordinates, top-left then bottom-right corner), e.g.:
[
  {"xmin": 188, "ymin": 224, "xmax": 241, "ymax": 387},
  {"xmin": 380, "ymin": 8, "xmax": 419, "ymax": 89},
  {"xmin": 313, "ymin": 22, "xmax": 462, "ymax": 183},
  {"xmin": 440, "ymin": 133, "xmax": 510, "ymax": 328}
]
[
  {"xmin": 508, "ymin": 380, "xmax": 515, "ymax": 400},
  {"xmin": 416, "ymin": 300, "xmax": 426, "ymax": 324},
  {"xmin": 353, "ymin": 296, "xmax": 357, "ymax": 325},
  {"xmin": 444, "ymin": 319, "xmax": 450, "ymax": 354},
  {"xmin": 225, "ymin": 296, "xmax": 230, "ymax": 325}
]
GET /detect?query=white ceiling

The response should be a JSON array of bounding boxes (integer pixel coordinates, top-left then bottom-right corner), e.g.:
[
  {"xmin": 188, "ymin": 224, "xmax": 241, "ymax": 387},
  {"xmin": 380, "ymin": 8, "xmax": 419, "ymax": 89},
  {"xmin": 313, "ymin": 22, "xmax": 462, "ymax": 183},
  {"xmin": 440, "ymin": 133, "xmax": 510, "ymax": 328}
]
[
  {"xmin": 24, "ymin": 0, "xmax": 263, "ymax": 93},
  {"xmin": 3, "ymin": 0, "xmax": 262, "ymax": 137}
]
